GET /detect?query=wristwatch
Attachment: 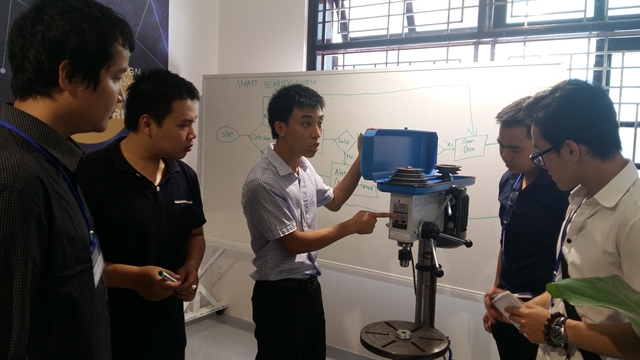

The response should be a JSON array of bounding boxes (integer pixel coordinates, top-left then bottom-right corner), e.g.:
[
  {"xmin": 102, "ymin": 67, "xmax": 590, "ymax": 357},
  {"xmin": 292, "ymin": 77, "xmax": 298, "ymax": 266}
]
[{"xmin": 549, "ymin": 316, "xmax": 568, "ymax": 347}]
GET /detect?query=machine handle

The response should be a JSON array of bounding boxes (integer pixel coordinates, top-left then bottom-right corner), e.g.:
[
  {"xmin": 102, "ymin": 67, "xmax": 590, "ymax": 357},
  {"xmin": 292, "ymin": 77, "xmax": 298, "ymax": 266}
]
[
  {"xmin": 429, "ymin": 239, "xmax": 445, "ymax": 278},
  {"xmin": 432, "ymin": 194, "xmax": 453, "ymax": 224},
  {"xmin": 419, "ymin": 221, "xmax": 473, "ymax": 248},
  {"xmin": 438, "ymin": 233, "xmax": 473, "ymax": 248}
]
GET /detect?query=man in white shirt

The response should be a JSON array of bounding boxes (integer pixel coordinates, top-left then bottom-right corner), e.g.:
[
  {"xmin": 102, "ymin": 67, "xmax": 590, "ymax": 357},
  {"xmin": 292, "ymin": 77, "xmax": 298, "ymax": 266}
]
[{"xmin": 507, "ymin": 79, "xmax": 640, "ymax": 360}]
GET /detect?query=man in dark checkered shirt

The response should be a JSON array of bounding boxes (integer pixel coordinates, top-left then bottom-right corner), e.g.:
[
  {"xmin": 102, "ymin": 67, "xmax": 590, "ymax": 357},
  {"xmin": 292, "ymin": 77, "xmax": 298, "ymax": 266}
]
[
  {"xmin": 242, "ymin": 84, "xmax": 394, "ymax": 359},
  {"xmin": 0, "ymin": 1, "xmax": 134, "ymax": 358}
]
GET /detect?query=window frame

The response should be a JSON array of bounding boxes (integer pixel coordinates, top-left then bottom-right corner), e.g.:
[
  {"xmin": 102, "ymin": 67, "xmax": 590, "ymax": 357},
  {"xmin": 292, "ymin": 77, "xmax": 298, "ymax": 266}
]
[
  {"xmin": 307, "ymin": 0, "xmax": 640, "ymax": 66},
  {"xmin": 306, "ymin": 0, "xmax": 640, "ymax": 168}
]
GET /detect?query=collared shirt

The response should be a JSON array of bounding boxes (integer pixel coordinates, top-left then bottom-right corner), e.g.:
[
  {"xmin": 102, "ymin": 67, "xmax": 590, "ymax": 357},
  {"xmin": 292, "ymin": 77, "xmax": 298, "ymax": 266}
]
[
  {"xmin": 0, "ymin": 104, "xmax": 111, "ymax": 359},
  {"xmin": 242, "ymin": 145, "xmax": 334, "ymax": 281},
  {"xmin": 498, "ymin": 169, "xmax": 570, "ymax": 295},
  {"xmin": 77, "ymin": 136, "xmax": 206, "ymax": 357},
  {"xmin": 541, "ymin": 159, "xmax": 640, "ymax": 360}
]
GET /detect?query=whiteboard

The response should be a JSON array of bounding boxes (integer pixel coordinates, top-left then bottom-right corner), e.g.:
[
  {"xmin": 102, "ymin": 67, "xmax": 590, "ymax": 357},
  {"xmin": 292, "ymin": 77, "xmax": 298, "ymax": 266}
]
[{"xmin": 199, "ymin": 62, "xmax": 563, "ymax": 294}]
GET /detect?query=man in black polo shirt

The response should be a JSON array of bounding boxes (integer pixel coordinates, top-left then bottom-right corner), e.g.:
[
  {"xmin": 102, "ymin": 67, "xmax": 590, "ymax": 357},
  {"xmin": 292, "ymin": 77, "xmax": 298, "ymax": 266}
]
[
  {"xmin": 78, "ymin": 69, "xmax": 205, "ymax": 359},
  {"xmin": 0, "ymin": 1, "xmax": 134, "ymax": 358},
  {"xmin": 482, "ymin": 97, "xmax": 570, "ymax": 360}
]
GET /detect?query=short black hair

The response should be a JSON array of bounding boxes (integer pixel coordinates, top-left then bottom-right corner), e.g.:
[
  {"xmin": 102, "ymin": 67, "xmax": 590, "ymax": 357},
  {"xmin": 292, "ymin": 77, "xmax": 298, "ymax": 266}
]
[
  {"xmin": 267, "ymin": 84, "xmax": 325, "ymax": 139},
  {"xmin": 124, "ymin": 69, "xmax": 200, "ymax": 131},
  {"xmin": 496, "ymin": 96, "xmax": 533, "ymax": 139},
  {"xmin": 8, "ymin": 0, "xmax": 135, "ymax": 100},
  {"xmin": 523, "ymin": 79, "xmax": 621, "ymax": 161}
]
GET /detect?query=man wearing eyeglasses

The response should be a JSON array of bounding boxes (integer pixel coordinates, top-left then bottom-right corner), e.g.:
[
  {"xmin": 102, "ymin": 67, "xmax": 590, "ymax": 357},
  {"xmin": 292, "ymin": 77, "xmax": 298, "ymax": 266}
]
[
  {"xmin": 507, "ymin": 79, "xmax": 640, "ymax": 360},
  {"xmin": 483, "ymin": 97, "xmax": 570, "ymax": 360}
]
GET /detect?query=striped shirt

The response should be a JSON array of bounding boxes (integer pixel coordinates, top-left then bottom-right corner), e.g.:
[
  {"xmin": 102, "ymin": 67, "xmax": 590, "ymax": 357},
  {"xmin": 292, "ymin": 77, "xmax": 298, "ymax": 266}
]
[{"xmin": 241, "ymin": 145, "xmax": 333, "ymax": 281}]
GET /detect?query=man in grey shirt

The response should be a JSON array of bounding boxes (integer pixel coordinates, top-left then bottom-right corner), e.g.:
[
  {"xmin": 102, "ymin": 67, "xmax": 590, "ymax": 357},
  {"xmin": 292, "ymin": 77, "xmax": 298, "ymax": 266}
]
[{"xmin": 242, "ymin": 84, "xmax": 393, "ymax": 359}]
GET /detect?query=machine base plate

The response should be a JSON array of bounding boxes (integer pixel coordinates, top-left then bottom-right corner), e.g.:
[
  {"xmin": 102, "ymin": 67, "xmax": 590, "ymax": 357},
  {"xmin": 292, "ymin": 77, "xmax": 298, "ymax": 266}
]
[{"xmin": 360, "ymin": 320, "xmax": 448, "ymax": 360}]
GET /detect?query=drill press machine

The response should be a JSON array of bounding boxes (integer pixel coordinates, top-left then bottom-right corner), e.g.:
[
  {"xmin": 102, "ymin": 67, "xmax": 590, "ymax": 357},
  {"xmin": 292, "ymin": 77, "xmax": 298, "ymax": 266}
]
[{"xmin": 359, "ymin": 129, "xmax": 476, "ymax": 360}]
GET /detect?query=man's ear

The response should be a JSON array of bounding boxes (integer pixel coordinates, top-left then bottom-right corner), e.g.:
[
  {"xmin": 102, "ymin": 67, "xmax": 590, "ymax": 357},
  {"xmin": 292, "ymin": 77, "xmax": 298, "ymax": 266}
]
[
  {"xmin": 140, "ymin": 114, "xmax": 154, "ymax": 137},
  {"xmin": 564, "ymin": 140, "xmax": 581, "ymax": 161},
  {"xmin": 58, "ymin": 60, "xmax": 76, "ymax": 93},
  {"xmin": 274, "ymin": 121, "xmax": 287, "ymax": 138}
]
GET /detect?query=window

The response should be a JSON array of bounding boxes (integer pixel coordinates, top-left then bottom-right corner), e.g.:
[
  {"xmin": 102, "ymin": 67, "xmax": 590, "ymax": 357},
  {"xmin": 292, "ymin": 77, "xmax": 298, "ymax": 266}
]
[{"xmin": 308, "ymin": 0, "xmax": 640, "ymax": 167}]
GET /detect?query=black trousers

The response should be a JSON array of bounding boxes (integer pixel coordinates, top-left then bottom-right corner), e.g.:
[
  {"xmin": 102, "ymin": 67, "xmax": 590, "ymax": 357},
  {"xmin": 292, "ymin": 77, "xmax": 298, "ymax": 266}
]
[
  {"xmin": 491, "ymin": 320, "xmax": 538, "ymax": 360},
  {"xmin": 252, "ymin": 279, "xmax": 326, "ymax": 360}
]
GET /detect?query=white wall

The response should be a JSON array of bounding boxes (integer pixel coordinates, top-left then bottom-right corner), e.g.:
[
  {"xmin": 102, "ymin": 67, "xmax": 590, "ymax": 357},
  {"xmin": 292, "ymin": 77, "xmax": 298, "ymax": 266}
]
[
  {"xmin": 217, "ymin": 0, "xmax": 308, "ymax": 74},
  {"xmin": 168, "ymin": 1, "xmax": 499, "ymax": 358},
  {"xmin": 168, "ymin": 0, "xmax": 220, "ymax": 166}
]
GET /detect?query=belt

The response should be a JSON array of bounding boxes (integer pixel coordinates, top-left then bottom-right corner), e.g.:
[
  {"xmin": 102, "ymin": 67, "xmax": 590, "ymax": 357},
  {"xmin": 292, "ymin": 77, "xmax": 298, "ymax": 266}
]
[{"xmin": 265, "ymin": 276, "xmax": 319, "ymax": 291}]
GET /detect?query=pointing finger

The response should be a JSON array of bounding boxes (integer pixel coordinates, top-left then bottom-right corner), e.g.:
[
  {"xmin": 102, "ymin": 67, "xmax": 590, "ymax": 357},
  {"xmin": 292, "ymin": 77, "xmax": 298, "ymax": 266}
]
[{"xmin": 371, "ymin": 212, "xmax": 395, "ymax": 218}]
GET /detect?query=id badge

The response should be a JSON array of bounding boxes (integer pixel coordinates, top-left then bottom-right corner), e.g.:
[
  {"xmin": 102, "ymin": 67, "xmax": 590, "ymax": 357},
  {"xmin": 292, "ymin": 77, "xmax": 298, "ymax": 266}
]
[{"xmin": 90, "ymin": 233, "xmax": 105, "ymax": 287}]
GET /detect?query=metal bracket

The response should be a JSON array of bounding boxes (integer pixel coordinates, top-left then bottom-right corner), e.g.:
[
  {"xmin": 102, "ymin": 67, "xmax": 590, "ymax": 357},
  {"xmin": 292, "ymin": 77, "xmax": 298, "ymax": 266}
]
[{"xmin": 184, "ymin": 248, "xmax": 229, "ymax": 322}]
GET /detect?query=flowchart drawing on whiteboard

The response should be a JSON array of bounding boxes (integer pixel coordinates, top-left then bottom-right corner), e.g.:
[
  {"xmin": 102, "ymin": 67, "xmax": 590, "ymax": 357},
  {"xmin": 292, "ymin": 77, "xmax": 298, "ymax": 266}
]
[
  {"xmin": 211, "ymin": 84, "xmax": 499, "ymax": 208},
  {"xmin": 199, "ymin": 63, "xmax": 564, "ymax": 293}
]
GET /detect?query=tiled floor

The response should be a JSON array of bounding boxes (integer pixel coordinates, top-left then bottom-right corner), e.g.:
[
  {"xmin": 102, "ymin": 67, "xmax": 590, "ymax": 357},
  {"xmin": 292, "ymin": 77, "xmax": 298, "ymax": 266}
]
[{"xmin": 185, "ymin": 314, "xmax": 374, "ymax": 360}]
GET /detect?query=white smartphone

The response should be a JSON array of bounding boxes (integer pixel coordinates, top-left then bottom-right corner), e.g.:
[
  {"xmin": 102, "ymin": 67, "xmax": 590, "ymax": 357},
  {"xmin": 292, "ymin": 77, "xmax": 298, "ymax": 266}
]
[{"xmin": 491, "ymin": 291, "xmax": 524, "ymax": 327}]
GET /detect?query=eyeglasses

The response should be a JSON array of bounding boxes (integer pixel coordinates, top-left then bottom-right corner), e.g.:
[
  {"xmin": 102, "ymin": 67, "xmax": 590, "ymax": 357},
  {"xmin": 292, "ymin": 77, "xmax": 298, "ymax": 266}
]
[{"xmin": 529, "ymin": 146, "xmax": 556, "ymax": 168}]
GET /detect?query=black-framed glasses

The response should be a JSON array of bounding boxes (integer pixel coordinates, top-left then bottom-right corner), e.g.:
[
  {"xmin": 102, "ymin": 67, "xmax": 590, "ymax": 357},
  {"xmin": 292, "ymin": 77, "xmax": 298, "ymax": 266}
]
[{"xmin": 529, "ymin": 146, "xmax": 556, "ymax": 168}]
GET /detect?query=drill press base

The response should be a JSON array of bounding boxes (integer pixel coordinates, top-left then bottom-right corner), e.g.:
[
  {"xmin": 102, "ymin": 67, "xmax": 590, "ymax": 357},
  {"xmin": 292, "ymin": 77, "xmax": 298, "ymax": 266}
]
[{"xmin": 360, "ymin": 320, "xmax": 448, "ymax": 360}]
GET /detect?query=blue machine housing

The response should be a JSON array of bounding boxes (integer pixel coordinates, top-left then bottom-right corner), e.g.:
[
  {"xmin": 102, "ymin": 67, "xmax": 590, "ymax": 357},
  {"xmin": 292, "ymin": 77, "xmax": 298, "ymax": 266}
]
[{"xmin": 360, "ymin": 128, "xmax": 475, "ymax": 195}]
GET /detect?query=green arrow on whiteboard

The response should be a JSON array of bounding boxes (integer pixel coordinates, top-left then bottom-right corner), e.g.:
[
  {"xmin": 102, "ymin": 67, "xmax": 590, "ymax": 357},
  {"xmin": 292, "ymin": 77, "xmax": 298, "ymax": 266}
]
[{"xmin": 466, "ymin": 88, "xmax": 477, "ymax": 136}]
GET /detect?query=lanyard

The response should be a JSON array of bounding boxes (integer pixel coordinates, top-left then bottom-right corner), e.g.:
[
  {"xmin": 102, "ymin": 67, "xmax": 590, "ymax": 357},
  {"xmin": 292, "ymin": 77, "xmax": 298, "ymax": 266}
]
[
  {"xmin": 553, "ymin": 198, "xmax": 587, "ymax": 280},
  {"xmin": 502, "ymin": 174, "xmax": 522, "ymax": 226},
  {"xmin": 500, "ymin": 173, "xmax": 523, "ymax": 248},
  {"xmin": 0, "ymin": 119, "xmax": 98, "ymax": 254}
]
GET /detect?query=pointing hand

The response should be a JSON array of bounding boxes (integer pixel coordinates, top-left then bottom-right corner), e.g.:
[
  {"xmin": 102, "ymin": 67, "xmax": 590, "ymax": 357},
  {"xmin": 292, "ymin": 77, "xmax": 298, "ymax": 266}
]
[{"xmin": 351, "ymin": 210, "xmax": 395, "ymax": 234}]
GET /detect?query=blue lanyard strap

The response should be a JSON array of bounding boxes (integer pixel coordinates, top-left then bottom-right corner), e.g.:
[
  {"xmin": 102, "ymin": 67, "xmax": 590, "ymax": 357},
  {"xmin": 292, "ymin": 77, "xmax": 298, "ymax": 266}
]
[
  {"xmin": 0, "ymin": 118, "xmax": 97, "ymax": 253},
  {"xmin": 502, "ymin": 173, "xmax": 523, "ymax": 227},
  {"xmin": 553, "ymin": 198, "xmax": 587, "ymax": 279},
  {"xmin": 500, "ymin": 174, "xmax": 522, "ymax": 248}
]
